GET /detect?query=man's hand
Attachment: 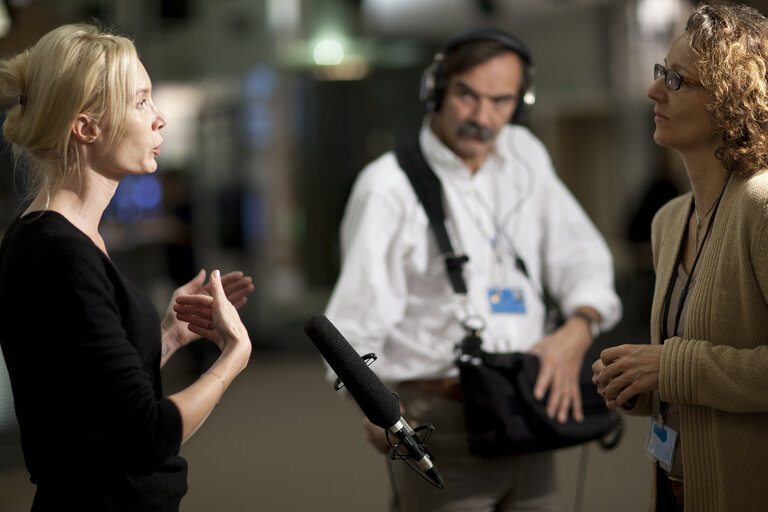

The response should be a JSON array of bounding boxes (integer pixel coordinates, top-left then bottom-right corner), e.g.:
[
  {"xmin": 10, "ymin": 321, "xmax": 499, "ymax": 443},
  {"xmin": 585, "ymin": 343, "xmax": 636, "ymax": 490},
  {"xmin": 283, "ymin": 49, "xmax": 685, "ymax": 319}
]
[{"xmin": 528, "ymin": 311, "xmax": 595, "ymax": 423}]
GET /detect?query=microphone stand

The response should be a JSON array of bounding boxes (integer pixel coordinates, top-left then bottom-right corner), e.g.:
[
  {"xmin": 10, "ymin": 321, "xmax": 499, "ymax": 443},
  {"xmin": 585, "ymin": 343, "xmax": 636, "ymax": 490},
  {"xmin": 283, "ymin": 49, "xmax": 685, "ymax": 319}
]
[
  {"xmin": 385, "ymin": 421, "xmax": 443, "ymax": 488},
  {"xmin": 332, "ymin": 352, "xmax": 445, "ymax": 489}
]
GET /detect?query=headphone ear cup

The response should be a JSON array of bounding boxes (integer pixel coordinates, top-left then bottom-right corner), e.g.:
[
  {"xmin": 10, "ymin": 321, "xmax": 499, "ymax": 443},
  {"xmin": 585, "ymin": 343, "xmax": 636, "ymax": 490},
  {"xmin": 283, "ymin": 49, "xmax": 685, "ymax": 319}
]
[
  {"xmin": 510, "ymin": 68, "xmax": 536, "ymax": 124},
  {"xmin": 510, "ymin": 93, "xmax": 527, "ymax": 124},
  {"xmin": 420, "ymin": 56, "xmax": 443, "ymax": 113}
]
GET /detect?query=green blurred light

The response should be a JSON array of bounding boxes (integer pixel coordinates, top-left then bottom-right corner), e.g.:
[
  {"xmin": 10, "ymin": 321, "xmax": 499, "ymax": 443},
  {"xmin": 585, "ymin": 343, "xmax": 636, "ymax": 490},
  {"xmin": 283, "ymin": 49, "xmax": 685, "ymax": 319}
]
[{"xmin": 313, "ymin": 39, "xmax": 345, "ymax": 66}]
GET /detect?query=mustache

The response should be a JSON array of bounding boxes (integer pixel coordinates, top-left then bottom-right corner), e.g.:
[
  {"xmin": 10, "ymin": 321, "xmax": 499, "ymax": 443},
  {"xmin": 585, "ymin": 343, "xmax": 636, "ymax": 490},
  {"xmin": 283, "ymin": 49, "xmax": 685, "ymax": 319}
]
[{"xmin": 456, "ymin": 122, "xmax": 495, "ymax": 141}]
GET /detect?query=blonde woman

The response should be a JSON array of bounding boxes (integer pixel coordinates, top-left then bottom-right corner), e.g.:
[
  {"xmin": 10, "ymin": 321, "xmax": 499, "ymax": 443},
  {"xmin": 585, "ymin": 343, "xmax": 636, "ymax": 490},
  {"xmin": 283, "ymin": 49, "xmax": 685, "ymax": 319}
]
[
  {"xmin": 593, "ymin": 4, "xmax": 768, "ymax": 511},
  {"xmin": 0, "ymin": 24, "xmax": 253, "ymax": 510}
]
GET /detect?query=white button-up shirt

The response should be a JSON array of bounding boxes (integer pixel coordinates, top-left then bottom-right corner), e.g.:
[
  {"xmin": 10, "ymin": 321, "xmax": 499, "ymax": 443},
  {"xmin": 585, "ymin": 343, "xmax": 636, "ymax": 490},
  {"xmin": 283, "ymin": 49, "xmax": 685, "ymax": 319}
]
[{"xmin": 325, "ymin": 121, "xmax": 621, "ymax": 382}]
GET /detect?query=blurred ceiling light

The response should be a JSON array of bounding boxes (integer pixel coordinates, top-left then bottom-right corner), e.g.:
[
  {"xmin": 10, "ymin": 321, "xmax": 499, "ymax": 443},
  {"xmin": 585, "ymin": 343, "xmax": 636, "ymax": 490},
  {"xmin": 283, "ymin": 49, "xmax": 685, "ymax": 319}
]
[
  {"xmin": 152, "ymin": 83, "xmax": 204, "ymax": 168},
  {"xmin": 637, "ymin": 0, "xmax": 682, "ymax": 37},
  {"xmin": 313, "ymin": 38, "xmax": 345, "ymax": 66},
  {"xmin": 0, "ymin": 2, "xmax": 11, "ymax": 39},
  {"xmin": 267, "ymin": 0, "xmax": 300, "ymax": 33}
]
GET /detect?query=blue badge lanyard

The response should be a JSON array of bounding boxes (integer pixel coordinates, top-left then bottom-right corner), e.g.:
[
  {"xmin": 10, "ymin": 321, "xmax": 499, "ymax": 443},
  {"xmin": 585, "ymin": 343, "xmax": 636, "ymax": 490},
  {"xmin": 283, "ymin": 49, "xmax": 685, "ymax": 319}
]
[
  {"xmin": 443, "ymin": 168, "xmax": 505, "ymax": 288},
  {"xmin": 445, "ymin": 165, "xmax": 537, "ymax": 296}
]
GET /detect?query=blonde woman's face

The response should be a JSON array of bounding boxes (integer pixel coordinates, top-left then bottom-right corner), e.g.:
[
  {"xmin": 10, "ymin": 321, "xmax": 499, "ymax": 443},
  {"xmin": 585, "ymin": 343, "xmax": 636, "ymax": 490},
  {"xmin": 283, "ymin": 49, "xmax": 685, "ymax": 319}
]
[
  {"xmin": 647, "ymin": 35, "xmax": 719, "ymax": 155},
  {"xmin": 92, "ymin": 61, "xmax": 167, "ymax": 178}
]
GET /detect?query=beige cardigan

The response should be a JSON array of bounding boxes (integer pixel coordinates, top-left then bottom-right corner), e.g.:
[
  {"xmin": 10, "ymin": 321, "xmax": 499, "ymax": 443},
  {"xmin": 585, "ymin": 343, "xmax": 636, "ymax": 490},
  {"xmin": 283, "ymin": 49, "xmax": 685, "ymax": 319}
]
[{"xmin": 627, "ymin": 170, "xmax": 768, "ymax": 511}]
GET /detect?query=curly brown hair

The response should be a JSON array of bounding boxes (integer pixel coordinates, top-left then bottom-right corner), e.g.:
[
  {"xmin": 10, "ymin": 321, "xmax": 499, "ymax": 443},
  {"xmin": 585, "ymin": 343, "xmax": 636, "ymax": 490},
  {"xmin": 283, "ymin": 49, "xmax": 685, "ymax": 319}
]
[{"xmin": 686, "ymin": 3, "xmax": 768, "ymax": 176}]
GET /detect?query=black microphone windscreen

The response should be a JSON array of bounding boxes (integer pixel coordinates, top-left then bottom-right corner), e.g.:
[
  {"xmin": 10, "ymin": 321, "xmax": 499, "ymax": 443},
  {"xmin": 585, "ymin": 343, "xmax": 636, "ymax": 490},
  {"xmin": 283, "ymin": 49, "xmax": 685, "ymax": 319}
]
[{"xmin": 304, "ymin": 314, "xmax": 401, "ymax": 428}]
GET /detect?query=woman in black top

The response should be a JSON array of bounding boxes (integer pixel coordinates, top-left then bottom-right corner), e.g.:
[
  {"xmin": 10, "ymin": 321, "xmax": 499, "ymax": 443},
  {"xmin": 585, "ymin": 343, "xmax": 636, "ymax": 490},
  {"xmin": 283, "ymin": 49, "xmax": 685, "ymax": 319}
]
[{"xmin": 0, "ymin": 24, "xmax": 254, "ymax": 510}]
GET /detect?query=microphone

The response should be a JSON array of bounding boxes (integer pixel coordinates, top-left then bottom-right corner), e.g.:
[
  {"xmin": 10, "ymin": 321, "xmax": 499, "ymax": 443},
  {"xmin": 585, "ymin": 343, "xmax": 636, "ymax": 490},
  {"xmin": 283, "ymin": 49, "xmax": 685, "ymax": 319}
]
[{"xmin": 304, "ymin": 313, "xmax": 444, "ymax": 489}]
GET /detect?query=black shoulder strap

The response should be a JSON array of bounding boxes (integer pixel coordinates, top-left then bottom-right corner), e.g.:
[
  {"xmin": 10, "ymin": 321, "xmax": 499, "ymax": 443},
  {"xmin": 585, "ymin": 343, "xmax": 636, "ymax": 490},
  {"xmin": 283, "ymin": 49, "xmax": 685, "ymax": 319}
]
[{"xmin": 395, "ymin": 140, "xmax": 469, "ymax": 294}]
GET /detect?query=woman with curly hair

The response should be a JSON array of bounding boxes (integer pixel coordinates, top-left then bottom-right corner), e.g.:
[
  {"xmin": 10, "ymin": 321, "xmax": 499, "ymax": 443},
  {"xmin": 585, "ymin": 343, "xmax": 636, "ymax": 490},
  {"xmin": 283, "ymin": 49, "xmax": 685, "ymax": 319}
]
[
  {"xmin": 0, "ymin": 24, "xmax": 254, "ymax": 510},
  {"xmin": 592, "ymin": 4, "xmax": 768, "ymax": 511}
]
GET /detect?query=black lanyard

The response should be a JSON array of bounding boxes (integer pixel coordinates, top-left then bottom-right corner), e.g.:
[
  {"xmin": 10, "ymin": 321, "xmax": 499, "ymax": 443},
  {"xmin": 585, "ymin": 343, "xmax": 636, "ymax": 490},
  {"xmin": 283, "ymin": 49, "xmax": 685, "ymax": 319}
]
[{"xmin": 660, "ymin": 183, "xmax": 727, "ymax": 341}]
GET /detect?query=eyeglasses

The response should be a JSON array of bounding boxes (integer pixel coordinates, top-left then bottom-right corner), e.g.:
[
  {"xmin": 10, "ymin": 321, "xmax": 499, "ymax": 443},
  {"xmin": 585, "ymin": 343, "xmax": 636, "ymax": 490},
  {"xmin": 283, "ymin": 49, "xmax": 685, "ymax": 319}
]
[{"xmin": 654, "ymin": 63, "xmax": 702, "ymax": 90}]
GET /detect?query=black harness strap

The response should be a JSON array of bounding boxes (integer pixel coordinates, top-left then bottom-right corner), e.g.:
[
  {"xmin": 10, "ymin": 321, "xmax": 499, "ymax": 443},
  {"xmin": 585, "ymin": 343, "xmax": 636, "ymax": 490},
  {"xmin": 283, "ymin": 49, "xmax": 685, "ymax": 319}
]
[{"xmin": 395, "ymin": 141, "xmax": 469, "ymax": 295}]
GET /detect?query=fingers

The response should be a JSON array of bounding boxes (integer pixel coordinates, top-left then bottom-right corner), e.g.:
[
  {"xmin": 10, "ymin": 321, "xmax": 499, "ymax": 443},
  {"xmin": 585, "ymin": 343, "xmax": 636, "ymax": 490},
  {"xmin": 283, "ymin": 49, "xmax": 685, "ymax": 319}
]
[
  {"xmin": 178, "ymin": 314, "xmax": 213, "ymax": 334},
  {"xmin": 210, "ymin": 269, "xmax": 242, "ymax": 320},
  {"xmin": 601, "ymin": 382, "xmax": 633, "ymax": 409},
  {"xmin": 537, "ymin": 368, "xmax": 568, "ymax": 422},
  {"xmin": 209, "ymin": 269, "xmax": 226, "ymax": 299},
  {"xmin": 173, "ymin": 298, "xmax": 211, "ymax": 314},
  {"xmin": 219, "ymin": 270, "xmax": 244, "ymax": 287},
  {"xmin": 173, "ymin": 297, "xmax": 213, "ymax": 314},
  {"xmin": 591, "ymin": 360, "xmax": 602, "ymax": 385},
  {"xmin": 531, "ymin": 351, "xmax": 590, "ymax": 423},
  {"xmin": 592, "ymin": 358, "xmax": 616, "ymax": 390},
  {"xmin": 533, "ymin": 361, "xmax": 552, "ymax": 402},
  {"xmin": 202, "ymin": 270, "xmax": 255, "ymax": 309},
  {"xmin": 544, "ymin": 380, "xmax": 562, "ymax": 422},
  {"xmin": 180, "ymin": 269, "xmax": 206, "ymax": 295},
  {"xmin": 600, "ymin": 344, "xmax": 633, "ymax": 365},
  {"xmin": 172, "ymin": 270, "xmax": 250, "ymax": 352},
  {"xmin": 591, "ymin": 358, "xmax": 605, "ymax": 375},
  {"xmin": 594, "ymin": 364, "xmax": 642, "ymax": 408},
  {"xmin": 569, "ymin": 386, "xmax": 584, "ymax": 423},
  {"xmin": 173, "ymin": 288, "xmax": 214, "ymax": 338},
  {"xmin": 544, "ymin": 373, "xmax": 583, "ymax": 424},
  {"xmin": 592, "ymin": 354, "xmax": 628, "ymax": 408},
  {"xmin": 224, "ymin": 282, "xmax": 254, "ymax": 309},
  {"xmin": 191, "ymin": 269, "xmax": 206, "ymax": 286}
]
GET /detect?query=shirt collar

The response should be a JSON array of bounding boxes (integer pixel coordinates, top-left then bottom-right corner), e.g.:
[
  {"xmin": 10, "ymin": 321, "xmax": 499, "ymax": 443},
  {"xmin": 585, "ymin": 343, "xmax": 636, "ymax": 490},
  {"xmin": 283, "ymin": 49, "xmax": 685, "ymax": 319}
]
[{"xmin": 419, "ymin": 116, "xmax": 512, "ymax": 177}]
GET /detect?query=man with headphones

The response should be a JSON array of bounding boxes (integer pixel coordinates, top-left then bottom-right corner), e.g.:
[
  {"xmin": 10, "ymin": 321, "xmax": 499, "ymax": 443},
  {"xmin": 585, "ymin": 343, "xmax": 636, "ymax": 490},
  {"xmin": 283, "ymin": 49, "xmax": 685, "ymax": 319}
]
[{"xmin": 325, "ymin": 29, "xmax": 621, "ymax": 511}]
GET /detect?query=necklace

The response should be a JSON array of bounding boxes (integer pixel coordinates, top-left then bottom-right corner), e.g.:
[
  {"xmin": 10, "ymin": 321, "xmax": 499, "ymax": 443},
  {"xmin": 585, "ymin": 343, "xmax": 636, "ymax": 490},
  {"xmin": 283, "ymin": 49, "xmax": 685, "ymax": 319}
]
[
  {"xmin": 693, "ymin": 196, "xmax": 718, "ymax": 251},
  {"xmin": 662, "ymin": 174, "xmax": 730, "ymax": 341}
]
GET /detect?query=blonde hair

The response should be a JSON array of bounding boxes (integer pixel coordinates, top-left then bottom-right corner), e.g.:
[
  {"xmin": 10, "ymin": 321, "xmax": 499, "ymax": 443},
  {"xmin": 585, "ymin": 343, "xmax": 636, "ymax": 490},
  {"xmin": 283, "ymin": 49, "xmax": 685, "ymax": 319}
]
[
  {"xmin": 686, "ymin": 4, "xmax": 768, "ymax": 176},
  {"xmin": 0, "ymin": 23, "xmax": 138, "ymax": 199}
]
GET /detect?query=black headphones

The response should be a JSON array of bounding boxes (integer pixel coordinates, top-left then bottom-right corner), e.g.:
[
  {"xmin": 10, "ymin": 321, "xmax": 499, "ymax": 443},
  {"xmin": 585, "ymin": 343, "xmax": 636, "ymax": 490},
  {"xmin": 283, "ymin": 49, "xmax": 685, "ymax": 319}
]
[{"xmin": 420, "ymin": 28, "xmax": 536, "ymax": 124}]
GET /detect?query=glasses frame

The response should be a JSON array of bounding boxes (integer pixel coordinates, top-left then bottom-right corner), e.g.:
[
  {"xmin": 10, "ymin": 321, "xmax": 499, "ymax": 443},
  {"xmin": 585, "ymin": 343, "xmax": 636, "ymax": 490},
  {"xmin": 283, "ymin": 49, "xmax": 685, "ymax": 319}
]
[{"xmin": 654, "ymin": 63, "xmax": 702, "ymax": 91}]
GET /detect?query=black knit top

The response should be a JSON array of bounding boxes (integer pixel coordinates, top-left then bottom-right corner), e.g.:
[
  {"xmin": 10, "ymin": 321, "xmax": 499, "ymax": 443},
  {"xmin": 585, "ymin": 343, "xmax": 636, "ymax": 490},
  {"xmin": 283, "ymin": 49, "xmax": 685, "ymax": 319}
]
[{"xmin": 0, "ymin": 211, "xmax": 186, "ymax": 511}]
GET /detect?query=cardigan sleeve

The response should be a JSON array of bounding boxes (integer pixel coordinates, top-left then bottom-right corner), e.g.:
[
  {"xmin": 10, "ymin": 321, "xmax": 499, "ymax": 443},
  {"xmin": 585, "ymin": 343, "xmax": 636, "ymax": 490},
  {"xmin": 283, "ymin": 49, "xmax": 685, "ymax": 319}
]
[
  {"xmin": 660, "ymin": 337, "xmax": 768, "ymax": 412},
  {"xmin": 657, "ymin": 175, "xmax": 768, "ymax": 414}
]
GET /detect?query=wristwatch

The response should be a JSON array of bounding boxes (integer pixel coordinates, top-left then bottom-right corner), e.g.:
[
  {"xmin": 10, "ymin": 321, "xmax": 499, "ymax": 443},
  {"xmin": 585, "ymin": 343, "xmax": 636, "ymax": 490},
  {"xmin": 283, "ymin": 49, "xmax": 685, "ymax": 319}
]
[{"xmin": 571, "ymin": 311, "xmax": 600, "ymax": 340}]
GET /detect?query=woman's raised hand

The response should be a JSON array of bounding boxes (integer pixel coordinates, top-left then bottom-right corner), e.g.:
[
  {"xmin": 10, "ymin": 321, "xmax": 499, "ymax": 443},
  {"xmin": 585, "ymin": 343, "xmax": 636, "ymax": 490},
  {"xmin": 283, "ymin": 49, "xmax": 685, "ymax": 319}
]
[{"xmin": 173, "ymin": 270, "xmax": 251, "ymax": 363}]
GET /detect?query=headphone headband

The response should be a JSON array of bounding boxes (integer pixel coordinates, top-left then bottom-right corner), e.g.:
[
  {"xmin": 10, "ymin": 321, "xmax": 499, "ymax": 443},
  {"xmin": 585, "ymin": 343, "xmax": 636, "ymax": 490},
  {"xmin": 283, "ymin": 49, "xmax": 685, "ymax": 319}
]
[
  {"xmin": 420, "ymin": 28, "xmax": 536, "ymax": 123},
  {"xmin": 442, "ymin": 29, "xmax": 532, "ymax": 67}
]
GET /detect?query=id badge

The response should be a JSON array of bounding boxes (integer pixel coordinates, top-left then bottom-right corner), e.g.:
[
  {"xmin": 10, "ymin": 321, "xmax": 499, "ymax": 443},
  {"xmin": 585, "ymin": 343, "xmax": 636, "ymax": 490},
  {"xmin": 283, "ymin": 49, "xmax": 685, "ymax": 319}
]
[
  {"xmin": 645, "ymin": 418, "xmax": 678, "ymax": 471},
  {"xmin": 488, "ymin": 287, "xmax": 526, "ymax": 314}
]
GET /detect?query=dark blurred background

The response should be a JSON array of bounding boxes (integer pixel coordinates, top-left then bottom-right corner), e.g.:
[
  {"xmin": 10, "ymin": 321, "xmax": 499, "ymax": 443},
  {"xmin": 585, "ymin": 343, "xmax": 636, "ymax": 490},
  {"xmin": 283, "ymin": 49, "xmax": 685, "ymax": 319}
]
[{"xmin": 0, "ymin": 0, "xmax": 759, "ymax": 510}]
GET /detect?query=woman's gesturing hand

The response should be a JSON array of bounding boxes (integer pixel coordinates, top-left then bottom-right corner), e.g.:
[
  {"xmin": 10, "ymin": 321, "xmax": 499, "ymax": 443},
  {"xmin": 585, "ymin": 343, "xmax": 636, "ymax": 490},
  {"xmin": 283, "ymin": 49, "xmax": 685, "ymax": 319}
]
[
  {"xmin": 161, "ymin": 269, "xmax": 253, "ymax": 363},
  {"xmin": 173, "ymin": 270, "xmax": 251, "ymax": 363}
]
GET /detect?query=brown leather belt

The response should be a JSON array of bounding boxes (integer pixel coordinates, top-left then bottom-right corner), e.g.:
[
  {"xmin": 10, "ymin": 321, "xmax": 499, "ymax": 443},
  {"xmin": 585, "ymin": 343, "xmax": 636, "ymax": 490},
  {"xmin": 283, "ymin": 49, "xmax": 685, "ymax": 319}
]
[{"xmin": 401, "ymin": 378, "xmax": 463, "ymax": 402}]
